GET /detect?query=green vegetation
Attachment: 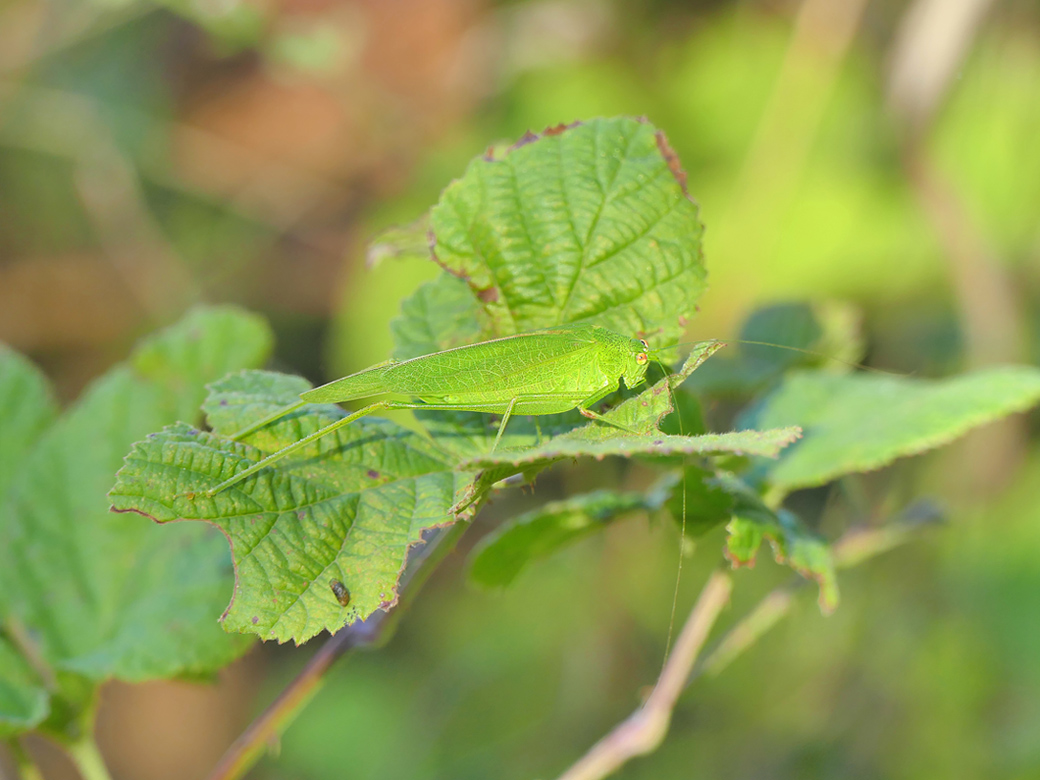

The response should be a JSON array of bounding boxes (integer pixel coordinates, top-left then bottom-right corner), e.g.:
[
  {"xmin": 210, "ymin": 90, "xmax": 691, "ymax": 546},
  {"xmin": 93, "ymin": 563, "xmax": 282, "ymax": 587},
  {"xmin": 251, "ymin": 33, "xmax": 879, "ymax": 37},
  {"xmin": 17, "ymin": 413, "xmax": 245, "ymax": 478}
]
[{"xmin": 2, "ymin": 3, "xmax": 1039, "ymax": 779}]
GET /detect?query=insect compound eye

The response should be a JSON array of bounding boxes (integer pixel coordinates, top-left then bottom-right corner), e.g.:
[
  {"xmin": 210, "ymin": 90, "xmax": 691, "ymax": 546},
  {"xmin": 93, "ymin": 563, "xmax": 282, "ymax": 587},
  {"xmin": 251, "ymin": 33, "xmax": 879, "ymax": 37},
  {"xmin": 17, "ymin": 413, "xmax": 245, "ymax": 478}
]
[
  {"xmin": 639, "ymin": 339, "xmax": 650, "ymax": 351},
  {"xmin": 636, "ymin": 352, "xmax": 648, "ymax": 365},
  {"xmin": 330, "ymin": 579, "xmax": 351, "ymax": 607}
]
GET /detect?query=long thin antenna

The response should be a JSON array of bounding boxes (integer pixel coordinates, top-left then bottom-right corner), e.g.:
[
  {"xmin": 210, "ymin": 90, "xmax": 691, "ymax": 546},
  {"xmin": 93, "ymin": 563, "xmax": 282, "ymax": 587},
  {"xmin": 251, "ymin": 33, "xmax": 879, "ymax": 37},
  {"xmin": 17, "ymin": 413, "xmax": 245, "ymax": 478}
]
[
  {"xmin": 660, "ymin": 360, "xmax": 686, "ymax": 669},
  {"xmin": 667, "ymin": 338, "xmax": 906, "ymax": 377}
]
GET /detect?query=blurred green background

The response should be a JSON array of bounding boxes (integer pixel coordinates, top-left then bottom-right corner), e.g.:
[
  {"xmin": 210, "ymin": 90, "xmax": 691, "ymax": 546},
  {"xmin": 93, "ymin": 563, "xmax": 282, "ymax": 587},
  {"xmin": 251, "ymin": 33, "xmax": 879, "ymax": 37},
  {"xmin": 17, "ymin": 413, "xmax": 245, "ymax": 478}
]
[{"xmin": 1, "ymin": 0, "xmax": 1039, "ymax": 778}]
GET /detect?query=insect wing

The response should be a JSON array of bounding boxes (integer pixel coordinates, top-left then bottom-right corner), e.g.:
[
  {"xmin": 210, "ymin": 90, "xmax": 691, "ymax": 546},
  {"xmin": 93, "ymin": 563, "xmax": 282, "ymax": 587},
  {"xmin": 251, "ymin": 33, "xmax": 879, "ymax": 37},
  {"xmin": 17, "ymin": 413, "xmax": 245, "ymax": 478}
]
[
  {"xmin": 383, "ymin": 328, "xmax": 604, "ymax": 401},
  {"xmin": 301, "ymin": 361, "xmax": 395, "ymax": 404}
]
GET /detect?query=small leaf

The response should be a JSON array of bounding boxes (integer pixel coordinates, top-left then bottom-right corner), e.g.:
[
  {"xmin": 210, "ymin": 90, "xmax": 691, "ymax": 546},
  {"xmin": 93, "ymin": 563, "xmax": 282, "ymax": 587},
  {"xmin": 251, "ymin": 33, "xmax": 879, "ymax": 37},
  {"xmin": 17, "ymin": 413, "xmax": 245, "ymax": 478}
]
[
  {"xmin": 725, "ymin": 508, "xmax": 839, "ymax": 613},
  {"xmin": 469, "ymin": 488, "xmax": 668, "ymax": 589},
  {"xmin": 752, "ymin": 366, "xmax": 1040, "ymax": 491},
  {"xmin": 665, "ymin": 465, "xmax": 738, "ymax": 538},
  {"xmin": 429, "ymin": 118, "xmax": 707, "ymax": 341},
  {"xmin": 110, "ymin": 371, "xmax": 476, "ymax": 645}
]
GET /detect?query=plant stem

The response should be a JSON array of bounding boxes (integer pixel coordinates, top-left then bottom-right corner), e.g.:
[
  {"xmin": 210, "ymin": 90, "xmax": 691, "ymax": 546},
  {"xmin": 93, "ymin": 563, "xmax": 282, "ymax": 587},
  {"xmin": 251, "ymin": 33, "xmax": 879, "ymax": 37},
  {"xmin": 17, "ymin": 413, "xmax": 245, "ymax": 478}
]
[
  {"xmin": 555, "ymin": 569, "xmax": 733, "ymax": 780},
  {"xmin": 555, "ymin": 503, "xmax": 940, "ymax": 780},
  {"xmin": 68, "ymin": 737, "xmax": 113, "ymax": 780},
  {"xmin": 698, "ymin": 587, "xmax": 795, "ymax": 679}
]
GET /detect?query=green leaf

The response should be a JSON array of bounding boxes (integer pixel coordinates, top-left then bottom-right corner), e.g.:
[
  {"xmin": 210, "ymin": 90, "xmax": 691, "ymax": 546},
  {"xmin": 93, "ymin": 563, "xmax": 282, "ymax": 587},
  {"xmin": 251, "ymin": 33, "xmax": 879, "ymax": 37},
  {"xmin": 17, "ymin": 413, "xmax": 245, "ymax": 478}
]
[
  {"xmin": 391, "ymin": 273, "xmax": 485, "ymax": 361},
  {"xmin": 725, "ymin": 508, "xmax": 839, "ymax": 613},
  {"xmin": 429, "ymin": 117, "xmax": 707, "ymax": 342},
  {"xmin": 131, "ymin": 305, "xmax": 275, "ymax": 422},
  {"xmin": 462, "ymin": 428, "xmax": 802, "ymax": 471},
  {"xmin": 752, "ymin": 366, "xmax": 1040, "ymax": 491},
  {"xmin": 665, "ymin": 465, "xmax": 738, "ymax": 538},
  {"xmin": 469, "ymin": 487, "xmax": 670, "ymax": 589},
  {"xmin": 110, "ymin": 371, "xmax": 476, "ymax": 645},
  {"xmin": 0, "ymin": 345, "xmax": 58, "ymax": 503},
  {"xmin": 0, "ymin": 307, "xmax": 269, "ymax": 735}
]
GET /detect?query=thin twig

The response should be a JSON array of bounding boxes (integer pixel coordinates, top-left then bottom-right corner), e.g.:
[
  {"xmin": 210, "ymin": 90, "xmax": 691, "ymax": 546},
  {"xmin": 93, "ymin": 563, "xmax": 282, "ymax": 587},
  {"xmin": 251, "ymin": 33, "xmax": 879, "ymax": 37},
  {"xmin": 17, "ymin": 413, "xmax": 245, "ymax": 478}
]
[
  {"xmin": 555, "ymin": 503, "xmax": 941, "ymax": 780},
  {"xmin": 555, "ymin": 569, "xmax": 733, "ymax": 780},
  {"xmin": 697, "ymin": 587, "xmax": 794, "ymax": 680},
  {"xmin": 67, "ymin": 736, "xmax": 113, "ymax": 780}
]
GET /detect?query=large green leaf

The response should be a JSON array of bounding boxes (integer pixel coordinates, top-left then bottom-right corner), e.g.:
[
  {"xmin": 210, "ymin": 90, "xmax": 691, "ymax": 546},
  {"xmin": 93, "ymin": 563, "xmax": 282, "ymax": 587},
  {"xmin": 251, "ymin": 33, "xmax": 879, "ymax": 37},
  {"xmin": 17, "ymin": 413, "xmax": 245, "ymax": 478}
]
[
  {"xmin": 0, "ymin": 308, "xmax": 269, "ymax": 737},
  {"xmin": 752, "ymin": 366, "xmax": 1040, "ymax": 492},
  {"xmin": 383, "ymin": 118, "xmax": 712, "ymax": 464},
  {"xmin": 429, "ymin": 117, "xmax": 707, "ymax": 342},
  {"xmin": 110, "ymin": 371, "xmax": 477, "ymax": 645}
]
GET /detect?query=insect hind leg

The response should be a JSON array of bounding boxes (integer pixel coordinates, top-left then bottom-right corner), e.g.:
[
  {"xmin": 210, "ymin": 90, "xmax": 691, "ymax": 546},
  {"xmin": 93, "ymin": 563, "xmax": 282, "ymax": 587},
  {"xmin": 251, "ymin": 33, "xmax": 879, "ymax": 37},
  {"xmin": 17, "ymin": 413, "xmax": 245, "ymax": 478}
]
[{"xmin": 491, "ymin": 397, "xmax": 518, "ymax": 453}]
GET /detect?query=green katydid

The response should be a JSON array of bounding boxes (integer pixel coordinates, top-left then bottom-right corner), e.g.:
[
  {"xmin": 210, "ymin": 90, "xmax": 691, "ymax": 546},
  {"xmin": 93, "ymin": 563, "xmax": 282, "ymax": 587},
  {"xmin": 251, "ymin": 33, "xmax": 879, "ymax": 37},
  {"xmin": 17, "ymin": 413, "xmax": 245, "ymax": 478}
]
[
  {"xmin": 197, "ymin": 317, "xmax": 876, "ymax": 501},
  {"xmin": 199, "ymin": 322, "xmax": 663, "ymax": 498}
]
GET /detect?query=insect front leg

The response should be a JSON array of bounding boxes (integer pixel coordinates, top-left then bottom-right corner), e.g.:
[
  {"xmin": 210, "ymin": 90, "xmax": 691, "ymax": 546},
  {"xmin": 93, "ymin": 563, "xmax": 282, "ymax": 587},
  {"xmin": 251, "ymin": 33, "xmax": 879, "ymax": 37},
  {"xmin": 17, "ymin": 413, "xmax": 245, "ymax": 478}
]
[
  {"xmin": 577, "ymin": 406, "xmax": 640, "ymax": 435},
  {"xmin": 575, "ymin": 382, "xmax": 640, "ymax": 435}
]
